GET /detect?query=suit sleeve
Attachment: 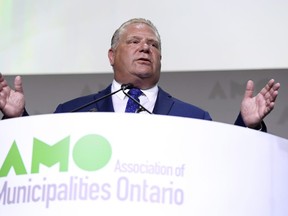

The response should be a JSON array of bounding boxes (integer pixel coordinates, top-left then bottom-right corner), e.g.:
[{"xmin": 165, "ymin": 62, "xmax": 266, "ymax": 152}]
[{"xmin": 234, "ymin": 112, "xmax": 267, "ymax": 132}]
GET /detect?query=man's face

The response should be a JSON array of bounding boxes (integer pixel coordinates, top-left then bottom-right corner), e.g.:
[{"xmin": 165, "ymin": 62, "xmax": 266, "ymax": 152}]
[{"xmin": 108, "ymin": 23, "xmax": 162, "ymax": 89}]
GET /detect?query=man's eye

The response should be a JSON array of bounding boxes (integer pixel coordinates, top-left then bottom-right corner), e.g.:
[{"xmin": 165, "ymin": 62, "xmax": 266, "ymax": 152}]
[
  {"xmin": 152, "ymin": 43, "xmax": 159, "ymax": 48},
  {"xmin": 128, "ymin": 40, "xmax": 139, "ymax": 44},
  {"xmin": 150, "ymin": 42, "xmax": 160, "ymax": 50}
]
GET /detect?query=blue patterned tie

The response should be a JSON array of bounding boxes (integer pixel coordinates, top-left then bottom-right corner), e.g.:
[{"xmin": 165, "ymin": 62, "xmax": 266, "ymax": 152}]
[{"xmin": 125, "ymin": 88, "xmax": 142, "ymax": 113}]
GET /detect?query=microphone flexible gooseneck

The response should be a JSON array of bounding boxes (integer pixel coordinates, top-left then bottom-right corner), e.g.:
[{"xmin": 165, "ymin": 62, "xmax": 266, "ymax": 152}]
[
  {"xmin": 71, "ymin": 84, "xmax": 133, "ymax": 112},
  {"xmin": 122, "ymin": 87, "xmax": 152, "ymax": 114}
]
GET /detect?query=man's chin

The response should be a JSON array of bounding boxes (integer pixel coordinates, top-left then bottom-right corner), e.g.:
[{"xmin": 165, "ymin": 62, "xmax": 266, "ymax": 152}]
[{"xmin": 133, "ymin": 70, "xmax": 152, "ymax": 78}]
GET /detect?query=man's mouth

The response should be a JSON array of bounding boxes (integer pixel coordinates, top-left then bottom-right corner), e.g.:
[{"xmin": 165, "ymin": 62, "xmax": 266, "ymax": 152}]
[{"xmin": 137, "ymin": 58, "xmax": 151, "ymax": 64}]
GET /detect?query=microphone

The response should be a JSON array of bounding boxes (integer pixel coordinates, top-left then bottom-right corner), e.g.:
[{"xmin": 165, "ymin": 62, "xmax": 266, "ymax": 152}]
[
  {"xmin": 71, "ymin": 84, "xmax": 133, "ymax": 112},
  {"xmin": 136, "ymin": 107, "xmax": 147, "ymax": 113},
  {"xmin": 122, "ymin": 86, "xmax": 152, "ymax": 114}
]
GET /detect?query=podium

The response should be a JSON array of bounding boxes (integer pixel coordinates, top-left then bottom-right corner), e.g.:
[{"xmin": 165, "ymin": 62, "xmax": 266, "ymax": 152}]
[{"xmin": 0, "ymin": 113, "xmax": 287, "ymax": 215}]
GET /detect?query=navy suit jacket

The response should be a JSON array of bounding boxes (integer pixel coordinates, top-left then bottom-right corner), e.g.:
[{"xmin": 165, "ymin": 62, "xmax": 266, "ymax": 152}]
[
  {"xmin": 54, "ymin": 84, "xmax": 266, "ymax": 130},
  {"xmin": 55, "ymin": 84, "xmax": 211, "ymax": 119}
]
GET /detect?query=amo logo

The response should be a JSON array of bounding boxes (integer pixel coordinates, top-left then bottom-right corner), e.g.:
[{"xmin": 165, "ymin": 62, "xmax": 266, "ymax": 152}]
[{"xmin": 0, "ymin": 134, "xmax": 112, "ymax": 177}]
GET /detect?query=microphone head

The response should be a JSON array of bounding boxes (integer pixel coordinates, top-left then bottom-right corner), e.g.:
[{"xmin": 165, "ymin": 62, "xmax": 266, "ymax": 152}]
[{"xmin": 121, "ymin": 83, "xmax": 134, "ymax": 90}]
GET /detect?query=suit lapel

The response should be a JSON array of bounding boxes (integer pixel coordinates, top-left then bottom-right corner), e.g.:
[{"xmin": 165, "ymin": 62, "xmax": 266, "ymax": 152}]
[
  {"xmin": 153, "ymin": 88, "xmax": 174, "ymax": 115},
  {"xmin": 94, "ymin": 84, "xmax": 115, "ymax": 112}
]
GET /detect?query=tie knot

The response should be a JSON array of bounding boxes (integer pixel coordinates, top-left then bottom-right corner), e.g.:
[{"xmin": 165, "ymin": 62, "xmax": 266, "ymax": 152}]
[{"xmin": 128, "ymin": 88, "xmax": 142, "ymax": 98}]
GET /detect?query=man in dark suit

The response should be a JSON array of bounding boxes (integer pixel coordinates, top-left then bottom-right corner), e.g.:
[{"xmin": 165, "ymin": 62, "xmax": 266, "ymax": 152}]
[{"xmin": 0, "ymin": 18, "xmax": 280, "ymax": 131}]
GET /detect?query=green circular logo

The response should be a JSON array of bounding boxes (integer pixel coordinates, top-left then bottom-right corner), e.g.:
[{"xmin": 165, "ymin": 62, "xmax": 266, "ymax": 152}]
[{"xmin": 72, "ymin": 134, "xmax": 112, "ymax": 171}]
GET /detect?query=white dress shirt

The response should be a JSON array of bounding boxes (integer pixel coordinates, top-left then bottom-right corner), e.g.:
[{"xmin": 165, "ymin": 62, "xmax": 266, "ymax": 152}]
[{"xmin": 111, "ymin": 80, "xmax": 158, "ymax": 114}]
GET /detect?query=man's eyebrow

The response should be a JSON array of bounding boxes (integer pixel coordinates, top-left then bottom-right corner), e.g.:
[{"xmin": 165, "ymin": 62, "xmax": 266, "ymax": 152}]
[
  {"xmin": 147, "ymin": 38, "xmax": 159, "ymax": 43},
  {"xmin": 127, "ymin": 35, "xmax": 140, "ymax": 39},
  {"xmin": 127, "ymin": 36, "xmax": 159, "ymax": 43}
]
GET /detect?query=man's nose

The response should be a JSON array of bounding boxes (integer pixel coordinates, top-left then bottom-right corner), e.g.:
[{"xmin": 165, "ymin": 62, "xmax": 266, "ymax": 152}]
[{"xmin": 139, "ymin": 42, "xmax": 150, "ymax": 53}]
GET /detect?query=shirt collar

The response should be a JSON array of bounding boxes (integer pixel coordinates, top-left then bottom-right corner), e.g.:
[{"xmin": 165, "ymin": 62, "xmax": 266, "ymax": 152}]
[{"xmin": 111, "ymin": 80, "xmax": 158, "ymax": 101}]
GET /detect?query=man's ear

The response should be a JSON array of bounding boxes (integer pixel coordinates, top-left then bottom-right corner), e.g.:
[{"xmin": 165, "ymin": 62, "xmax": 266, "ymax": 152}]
[{"xmin": 108, "ymin": 49, "xmax": 115, "ymax": 66}]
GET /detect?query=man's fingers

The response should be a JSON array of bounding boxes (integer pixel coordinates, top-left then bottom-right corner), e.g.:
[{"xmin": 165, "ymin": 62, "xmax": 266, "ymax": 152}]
[
  {"xmin": 244, "ymin": 80, "xmax": 254, "ymax": 99},
  {"xmin": 273, "ymin": 82, "xmax": 281, "ymax": 91},
  {"xmin": 14, "ymin": 76, "xmax": 24, "ymax": 93},
  {"xmin": 264, "ymin": 79, "xmax": 280, "ymax": 102}
]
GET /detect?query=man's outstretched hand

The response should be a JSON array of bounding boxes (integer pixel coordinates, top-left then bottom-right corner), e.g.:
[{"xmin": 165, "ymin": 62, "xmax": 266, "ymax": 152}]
[
  {"xmin": 0, "ymin": 73, "xmax": 25, "ymax": 118},
  {"xmin": 241, "ymin": 79, "xmax": 280, "ymax": 129}
]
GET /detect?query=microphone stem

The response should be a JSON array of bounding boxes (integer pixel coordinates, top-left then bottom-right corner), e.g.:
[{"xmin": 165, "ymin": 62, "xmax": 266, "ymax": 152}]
[
  {"xmin": 122, "ymin": 90, "xmax": 152, "ymax": 114},
  {"xmin": 71, "ymin": 88, "xmax": 123, "ymax": 112}
]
